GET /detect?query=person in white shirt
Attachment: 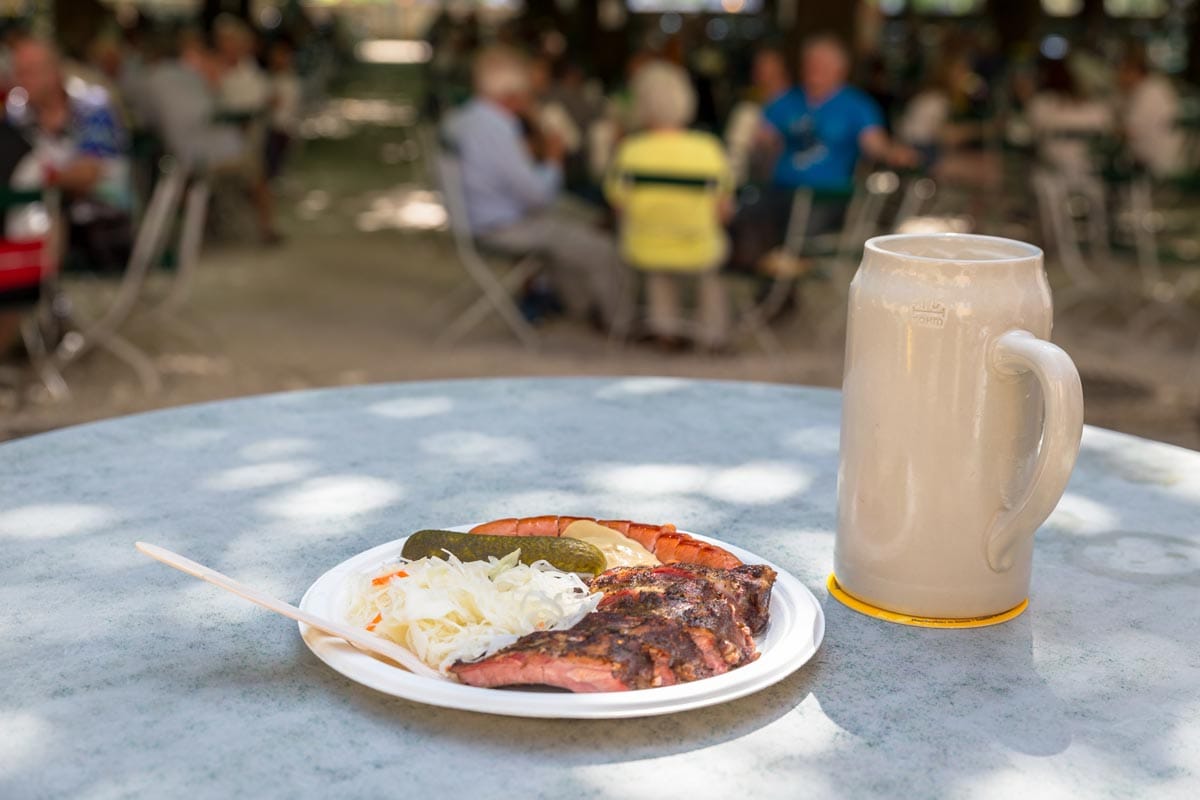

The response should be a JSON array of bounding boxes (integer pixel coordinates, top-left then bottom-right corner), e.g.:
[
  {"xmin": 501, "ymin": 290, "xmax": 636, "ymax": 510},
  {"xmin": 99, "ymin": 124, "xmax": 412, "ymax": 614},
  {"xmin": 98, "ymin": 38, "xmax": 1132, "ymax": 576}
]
[
  {"xmin": 1026, "ymin": 58, "xmax": 1111, "ymax": 180},
  {"xmin": 1026, "ymin": 57, "xmax": 1113, "ymax": 267},
  {"xmin": 211, "ymin": 15, "xmax": 279, "ymax": 244},
  {"xmin": 264, "ymin": 38, "xmax": 300, "ymax": 183},
  {"xmin": 1116, "ymin": 48, "xmax": 1185, "ymax": 178},
  {"xmin": 213, "ymin": 15, "xmax": 269, "ymax": 117}
]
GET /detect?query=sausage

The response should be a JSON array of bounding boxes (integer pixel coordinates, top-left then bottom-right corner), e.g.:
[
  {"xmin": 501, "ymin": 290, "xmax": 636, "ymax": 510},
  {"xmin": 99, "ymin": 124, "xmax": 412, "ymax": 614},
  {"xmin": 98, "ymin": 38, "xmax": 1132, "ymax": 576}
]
[{"xmin": 469, "ymin": 515, "xmax": 742, "ymax": 569}]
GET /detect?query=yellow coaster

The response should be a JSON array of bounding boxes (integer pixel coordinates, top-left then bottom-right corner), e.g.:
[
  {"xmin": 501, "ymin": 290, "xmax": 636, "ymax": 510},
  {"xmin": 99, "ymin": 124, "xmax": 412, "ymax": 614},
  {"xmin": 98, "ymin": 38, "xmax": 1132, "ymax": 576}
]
[{"xmin": 827, "ymin": 574, "xmax": 1028, "ymax": 629}]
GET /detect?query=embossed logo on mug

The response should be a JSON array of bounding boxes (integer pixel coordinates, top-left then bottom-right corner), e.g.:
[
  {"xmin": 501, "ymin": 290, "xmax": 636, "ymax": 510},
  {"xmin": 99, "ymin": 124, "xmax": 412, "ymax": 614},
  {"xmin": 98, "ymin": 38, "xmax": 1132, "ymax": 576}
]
[{"xmin": 911, "ymin": 301, "xmax": 947, "ymax": 328}]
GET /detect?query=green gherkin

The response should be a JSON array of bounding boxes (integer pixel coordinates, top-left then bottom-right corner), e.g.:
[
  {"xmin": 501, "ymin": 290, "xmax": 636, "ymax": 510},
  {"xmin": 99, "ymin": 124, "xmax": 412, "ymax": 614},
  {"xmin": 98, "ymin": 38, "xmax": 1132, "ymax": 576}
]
[{"xmin": 401, "ymin": 530, "xmax": 607, "ymax": 575}]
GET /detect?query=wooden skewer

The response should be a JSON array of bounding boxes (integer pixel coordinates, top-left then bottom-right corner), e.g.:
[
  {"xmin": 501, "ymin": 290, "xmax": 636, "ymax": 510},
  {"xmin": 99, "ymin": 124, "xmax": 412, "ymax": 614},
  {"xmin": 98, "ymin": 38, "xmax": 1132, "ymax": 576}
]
[{"xmin": 135, "ymin": 541, "xmax": 442, "ymax": 680}]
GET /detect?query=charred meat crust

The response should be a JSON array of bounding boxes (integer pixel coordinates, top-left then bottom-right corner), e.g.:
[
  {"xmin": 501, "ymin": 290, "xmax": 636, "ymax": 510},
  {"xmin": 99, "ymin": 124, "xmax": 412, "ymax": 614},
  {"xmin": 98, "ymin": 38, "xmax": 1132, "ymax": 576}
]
[
  {"xmin": 591, "ymin": 564, "xmax": 777, "ymax": 635},
  {"xmin": 449, "ymin": 612, "xmax": 699, "ymax": 690},
  {"xmin": 595, "ymin": 581, "xmax": 755, "ymax": 669},
  {"xmin": 451, "ymin": 565, "xmax": 777, "ymax": 692}
]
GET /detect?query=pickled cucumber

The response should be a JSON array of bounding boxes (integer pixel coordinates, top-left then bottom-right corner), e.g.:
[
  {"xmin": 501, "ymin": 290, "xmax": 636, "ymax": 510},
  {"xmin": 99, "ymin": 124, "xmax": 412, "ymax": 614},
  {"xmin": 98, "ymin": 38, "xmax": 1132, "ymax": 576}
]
[{"xmin": 401, "ymin": 530, "xmax": 607, "ymax": 574}]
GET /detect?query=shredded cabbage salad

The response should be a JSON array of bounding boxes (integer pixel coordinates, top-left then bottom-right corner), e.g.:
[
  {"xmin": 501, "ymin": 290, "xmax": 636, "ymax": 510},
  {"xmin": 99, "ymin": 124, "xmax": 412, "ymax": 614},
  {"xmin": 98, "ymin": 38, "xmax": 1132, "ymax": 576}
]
[{"xmin": 345, "ymin": 550, "xmax": 601, "ymax": 674}]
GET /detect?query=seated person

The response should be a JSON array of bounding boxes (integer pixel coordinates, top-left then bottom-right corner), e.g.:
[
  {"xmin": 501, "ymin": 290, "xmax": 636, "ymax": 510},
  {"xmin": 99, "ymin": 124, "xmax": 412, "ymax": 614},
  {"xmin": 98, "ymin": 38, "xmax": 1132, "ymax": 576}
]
[
  {"xmin": 894, "ymin": 54, "xmax": 968, "ymax": 170},
  {"xmin": 264, "ymin": 38, "xmax": 301, "ymax": 185},
  {"xmin": 7, "ymin": 37, "xmax": 132, "ymax": 271},
  {"xmin": 0, "ymin": 118, "xmax": 43, "ymax": 356},
  {"xmin": 1116, "ymin": 47, "xmax": 1185, "ymax": 178},
  {"xmin": 142, "ymin": 28, "xmax": 278, "ymax": 244},
  {"xmin": 729, "ymin": 34, "xmax": 913, "ymax": 274},
  {"xmin": 1026, "ymin": 57, "xmax": 1113, "ymax": 259},
  {"xmin": 142, "ymin": 29, "xmax": 241, "ymax": 167},
  {"xmin": 443, "ymin": 46, "xmax": 619, "ymax": 325},
  {"xmin": 605, "ymin": 61, "xmax": 732, "ymax": 349},
  {"xmin": 1026, "ymin": 58, "xmax": 1111, "ymax": 180},
  {"xmin": 214, "ymin": 14, "xmax": 269, "ymax": 117}
]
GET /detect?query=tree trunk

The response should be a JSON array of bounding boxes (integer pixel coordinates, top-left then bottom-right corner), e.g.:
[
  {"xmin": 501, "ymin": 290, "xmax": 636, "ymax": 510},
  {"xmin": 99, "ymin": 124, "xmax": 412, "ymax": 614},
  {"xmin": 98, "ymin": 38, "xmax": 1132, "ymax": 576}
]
[
  {"xmin": 1187, "ymin": 1, "xmax": 1200, "ymax": 85},
  {"xmin": 786, "ymin": 0, "xmax": 861, "ymax": 49},
  {"xmin": 202, "ymin": 0, "xmax": 251, "ymax": 32},
  {"xmin": 986, "ymin": 0, "xmax": 1043, "ymax": 54},
  {"xmin": 53, "ymin": 0, "xmax": 110, "ymax": 59}
]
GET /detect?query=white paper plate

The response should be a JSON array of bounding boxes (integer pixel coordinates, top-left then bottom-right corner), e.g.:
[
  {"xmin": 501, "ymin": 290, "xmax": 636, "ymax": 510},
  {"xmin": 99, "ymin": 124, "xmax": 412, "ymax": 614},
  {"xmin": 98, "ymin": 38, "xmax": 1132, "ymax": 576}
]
[{"xmin": 298, "ymin": 526, "xmax": 825, "ymax": 719}]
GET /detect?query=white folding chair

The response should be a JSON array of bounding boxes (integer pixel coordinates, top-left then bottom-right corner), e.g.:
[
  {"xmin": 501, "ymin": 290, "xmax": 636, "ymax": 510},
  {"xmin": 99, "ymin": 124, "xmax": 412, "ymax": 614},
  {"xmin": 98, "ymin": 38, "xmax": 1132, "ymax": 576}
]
[
  {"xmin": 51, "ymin": 158, "xmax": 190, "ymax": 393},
  {"xmin": 430, "ymin": 143, "xmax": 540, "ymax": 351},
  {"xmin": 735, "ymin": 171, "xmax": 901, "ymax": 349}
]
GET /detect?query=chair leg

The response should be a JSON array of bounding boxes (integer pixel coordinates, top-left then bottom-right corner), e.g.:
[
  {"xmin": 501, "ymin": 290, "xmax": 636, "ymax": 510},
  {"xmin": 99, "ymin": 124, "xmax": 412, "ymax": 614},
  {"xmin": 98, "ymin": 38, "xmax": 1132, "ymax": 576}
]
[
  {"xmin": 607, "ymin": 266, "xmax": 638, "ymax": 351},
  {"xmin": 489, "ymin": 257, "xmax": 541, "ymax": 350},
  {"xmin": 92, "ymin": 329, "xmax": 163, "ymax": 394},
  {"xmin": 436, "ymin": 294, "xmax": 497, "ymax": 347},
  {"xmin": 732, "ymin": 277, "xmax": 790, "ymax": 357},
  {"xmin": 437, "ymin": 254, "xmax": 539, "ymax": 351},
  {"xmin": 155, "ymin": 177, "xmax": 211, "ymax": 315},
  {"xmin": 1129, "ymin": 177, "xmax": 1162, "ymax": 291},
  {"xmin": 428, "ymin": 279, "xmax": 482, "ymax": 321},
  {"xmin": 20, "ymin": 314, "xmax": 69, "ymax": 401}
]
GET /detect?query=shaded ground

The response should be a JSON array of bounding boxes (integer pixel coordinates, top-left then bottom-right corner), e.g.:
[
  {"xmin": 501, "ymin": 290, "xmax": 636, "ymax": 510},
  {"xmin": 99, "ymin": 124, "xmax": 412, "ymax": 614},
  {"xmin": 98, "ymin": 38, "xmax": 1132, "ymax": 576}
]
[{"xmin": 1, "ymin": 65, "xmax": 1198, "ymax": 450}]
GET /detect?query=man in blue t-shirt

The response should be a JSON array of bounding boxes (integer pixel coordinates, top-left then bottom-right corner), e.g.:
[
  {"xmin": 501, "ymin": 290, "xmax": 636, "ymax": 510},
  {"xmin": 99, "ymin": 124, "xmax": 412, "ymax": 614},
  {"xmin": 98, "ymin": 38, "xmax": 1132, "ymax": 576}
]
[
  {"xmin": 730, "ymin": 35, "xmax": 913, "ymax": 276},
  {"xmin": 763, "ymin": 35, "xmax": 909, "ymax": 191}
]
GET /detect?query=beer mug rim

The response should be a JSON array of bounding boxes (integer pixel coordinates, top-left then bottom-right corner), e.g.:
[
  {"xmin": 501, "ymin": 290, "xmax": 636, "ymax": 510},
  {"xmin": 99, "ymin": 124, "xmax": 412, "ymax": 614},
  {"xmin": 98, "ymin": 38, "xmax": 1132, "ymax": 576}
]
[{"xmin": 865, "ymin": 233, "xmax": 1043, "ymax": 265}]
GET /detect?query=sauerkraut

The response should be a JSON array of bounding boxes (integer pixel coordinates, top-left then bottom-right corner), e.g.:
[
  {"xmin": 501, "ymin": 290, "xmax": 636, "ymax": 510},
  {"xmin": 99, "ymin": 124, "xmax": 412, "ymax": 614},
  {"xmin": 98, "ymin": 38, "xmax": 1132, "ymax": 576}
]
[{"xmin": 345, "ymin": 550, "xmax": 601, "ymax": 674}]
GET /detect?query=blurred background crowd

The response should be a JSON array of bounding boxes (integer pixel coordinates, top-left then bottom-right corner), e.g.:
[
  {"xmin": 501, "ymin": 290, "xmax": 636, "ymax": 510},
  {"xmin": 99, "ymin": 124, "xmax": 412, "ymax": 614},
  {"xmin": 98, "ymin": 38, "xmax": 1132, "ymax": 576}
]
[{"xmin": 0, "ymin": 0, "xmax": 1198, "ymax": 449}]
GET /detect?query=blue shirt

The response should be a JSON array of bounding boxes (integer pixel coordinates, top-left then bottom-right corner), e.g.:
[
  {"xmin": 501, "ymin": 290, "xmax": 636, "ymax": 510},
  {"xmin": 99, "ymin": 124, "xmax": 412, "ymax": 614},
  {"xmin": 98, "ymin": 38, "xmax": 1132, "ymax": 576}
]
[
  {"xmin": 763, "ymin": 86, "xmax": 883, "ymax": 190},
  {"xmin": 7, "ymin": 86, "xmax": 131, "ymax": 210},
  {"xmin": 443, "ymin": 99, "xmax": 561, "ymax": 234}
]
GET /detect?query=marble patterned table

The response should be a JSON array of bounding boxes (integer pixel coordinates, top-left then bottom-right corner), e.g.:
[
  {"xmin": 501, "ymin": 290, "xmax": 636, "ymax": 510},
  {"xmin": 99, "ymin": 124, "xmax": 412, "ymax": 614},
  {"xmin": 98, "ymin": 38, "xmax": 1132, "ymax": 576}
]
[{"xmin": 2, "ymin": 378, "xmax": 1198, "ymax": 799}]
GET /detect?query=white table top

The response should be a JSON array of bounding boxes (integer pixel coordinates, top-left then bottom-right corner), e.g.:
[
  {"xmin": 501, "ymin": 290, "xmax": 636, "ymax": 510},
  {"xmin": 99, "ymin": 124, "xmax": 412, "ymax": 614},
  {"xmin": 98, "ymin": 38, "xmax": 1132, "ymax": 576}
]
[{"xmin": 2, "ymin": 378, "xmax": 1198, "ymax": 799}]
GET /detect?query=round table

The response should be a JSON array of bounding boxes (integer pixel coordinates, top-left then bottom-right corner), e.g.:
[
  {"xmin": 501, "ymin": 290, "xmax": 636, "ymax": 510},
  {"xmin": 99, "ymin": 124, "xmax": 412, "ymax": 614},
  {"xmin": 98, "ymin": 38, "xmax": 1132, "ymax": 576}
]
[{"xmin": 2, "ymin": 378, "xmax": 1198, "ymax": 798}]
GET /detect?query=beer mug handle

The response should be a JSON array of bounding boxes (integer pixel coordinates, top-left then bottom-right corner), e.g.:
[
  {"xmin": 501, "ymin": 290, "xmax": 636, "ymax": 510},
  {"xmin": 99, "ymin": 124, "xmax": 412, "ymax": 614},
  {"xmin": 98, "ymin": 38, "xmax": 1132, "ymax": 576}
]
[{"xmin": 986, "ymin": 330, "xmax": 1085, "ymax": 572}]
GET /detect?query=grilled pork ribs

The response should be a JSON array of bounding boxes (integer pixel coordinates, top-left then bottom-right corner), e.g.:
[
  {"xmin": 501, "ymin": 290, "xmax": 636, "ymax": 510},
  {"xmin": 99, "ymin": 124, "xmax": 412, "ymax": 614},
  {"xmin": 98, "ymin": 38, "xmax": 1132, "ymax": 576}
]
[{"xmin": 450, "ymin": 564, "xmax": 778, "ymax": 692}]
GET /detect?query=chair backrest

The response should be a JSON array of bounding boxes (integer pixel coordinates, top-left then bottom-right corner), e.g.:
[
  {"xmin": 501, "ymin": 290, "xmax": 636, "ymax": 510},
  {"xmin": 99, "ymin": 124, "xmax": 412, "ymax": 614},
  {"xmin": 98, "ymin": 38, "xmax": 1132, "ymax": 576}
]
[
  {"xmin": 414, "ymin": 123, "xmax": 441, "ymax": 192},
  {"xmin": 433, "ymin": 148, "xmax": 476, "ymax": 250},
  {"xmin": 62, "ymin": 159, "xmax": 187, "ymax": 360},
  {"xmin": 838, "ymin": 170, "xmax": 899, "ymax": 257}
]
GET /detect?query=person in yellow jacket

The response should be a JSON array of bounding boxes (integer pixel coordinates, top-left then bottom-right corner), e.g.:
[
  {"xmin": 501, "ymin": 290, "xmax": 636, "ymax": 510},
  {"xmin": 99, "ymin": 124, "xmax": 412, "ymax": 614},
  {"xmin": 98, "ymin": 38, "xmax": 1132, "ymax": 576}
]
[{"xmin": 604, "ymin": 61, "xmax": 733, "ymax": 349}]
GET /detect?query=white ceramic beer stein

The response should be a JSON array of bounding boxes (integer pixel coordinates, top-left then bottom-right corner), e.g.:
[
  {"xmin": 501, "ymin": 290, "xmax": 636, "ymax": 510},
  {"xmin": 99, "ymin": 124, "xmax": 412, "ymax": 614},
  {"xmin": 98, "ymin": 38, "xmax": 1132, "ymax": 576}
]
[{"xmin": 834, "ymin": 233, "xmax": 1084, "ymax": 622}]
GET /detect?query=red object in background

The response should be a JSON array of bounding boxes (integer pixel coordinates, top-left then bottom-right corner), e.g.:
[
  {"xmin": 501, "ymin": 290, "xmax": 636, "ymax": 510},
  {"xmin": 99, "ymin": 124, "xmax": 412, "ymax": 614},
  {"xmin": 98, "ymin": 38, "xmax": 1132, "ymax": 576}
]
[{"xmin": 0, "ymin": 238, "xmax": 48, "ymax": 292}]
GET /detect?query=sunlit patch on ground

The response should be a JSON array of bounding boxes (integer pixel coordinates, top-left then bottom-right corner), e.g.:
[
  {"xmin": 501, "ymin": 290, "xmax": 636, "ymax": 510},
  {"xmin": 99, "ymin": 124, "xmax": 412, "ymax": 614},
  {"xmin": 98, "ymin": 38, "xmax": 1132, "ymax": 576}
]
[
  {"xmin": 299, "ymin": 98, "xmax": 417, "ymax": 140},
  {"xmin": 355, "ymin": 39, "xmax": 432, "ymax": 66},
  {"xmin": 356, "ymin": 187, "xmax": 447, "ymax": 232}
]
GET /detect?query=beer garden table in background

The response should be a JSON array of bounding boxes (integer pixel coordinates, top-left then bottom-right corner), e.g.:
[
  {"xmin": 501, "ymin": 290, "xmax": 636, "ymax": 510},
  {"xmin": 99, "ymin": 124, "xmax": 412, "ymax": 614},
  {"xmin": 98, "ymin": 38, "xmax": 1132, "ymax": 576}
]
[{"xmin": 1, "ymin": 378, "xmax": 1197, "ymax": 797}]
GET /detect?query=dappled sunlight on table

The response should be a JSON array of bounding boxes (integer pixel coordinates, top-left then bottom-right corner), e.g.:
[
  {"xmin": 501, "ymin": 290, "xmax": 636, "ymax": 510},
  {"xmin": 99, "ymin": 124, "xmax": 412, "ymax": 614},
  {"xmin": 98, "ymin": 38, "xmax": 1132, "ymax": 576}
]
[
  {"xmin": 0, "ymin": 711, "xmax": 50, "ymax": 780},
  {"xmin": 202, "ymin": 460, "xmax": 318, "ymax": 491},
  {"xmin": 256, "ymin": 475, "xmax": 403, "ymax": 522},
  {"xmin": 418, "ymin": 431, "xmax": 536, "ymax": 464},
  {"xmin": 0, "ymin": 503, "xmax": 118, "ymax": 540},
  {"xmin": 367, "ymin": 395, "xmax": 455, "ymax": 420},
  {"xmin": 584, "ymin": 460, "xmax": 813, "ymax": 505}
]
